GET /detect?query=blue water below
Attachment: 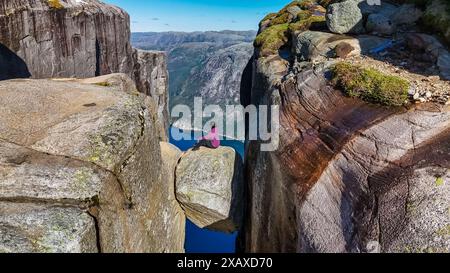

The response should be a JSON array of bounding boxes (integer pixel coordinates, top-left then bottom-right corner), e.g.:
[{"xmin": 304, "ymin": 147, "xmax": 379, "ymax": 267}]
[{"xmin": 169, "ymin": 128, "xmax": 244, "ymax": 253}]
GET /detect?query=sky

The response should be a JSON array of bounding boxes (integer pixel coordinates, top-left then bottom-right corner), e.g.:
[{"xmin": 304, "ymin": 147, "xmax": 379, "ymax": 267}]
[{"xmin": 103, "ymin": 0, "xmax": 291, "ymax": 32}]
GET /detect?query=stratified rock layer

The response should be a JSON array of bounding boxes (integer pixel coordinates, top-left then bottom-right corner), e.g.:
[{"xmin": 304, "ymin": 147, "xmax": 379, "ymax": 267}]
[
  {"xmin": 243, "ymin": 0, "xmax": 450, "ymax": 253},
  {"xmin": 176, "ymin": 147, "xmax": 243, "ymax": 233},
  {"xmin": 0, "ymin": 75, "xmax": 183, "ymax": 253}
]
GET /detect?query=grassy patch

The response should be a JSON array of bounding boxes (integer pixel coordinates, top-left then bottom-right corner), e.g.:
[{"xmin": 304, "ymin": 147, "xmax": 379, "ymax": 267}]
[
  {"xmin": 269, "ymin": 12, "xmax": 291, "ymax": 26},
  {"xmin": 289, "ymin": 14, "xmax": 326, "ymax": 33},
  {"xmin": 332, "ymin": 62, "xmax": 410, "ymax": 106},
  {"xmin": 47, "ymin": 0, "xmax": 64, "ymax": 9},
  {"xmin": 255, "ymin": 0, "xmax": 326, "ymax": 57},
  {"xmin": 254, "ymin": 23, "xmax": 290, "ymax": 57}
]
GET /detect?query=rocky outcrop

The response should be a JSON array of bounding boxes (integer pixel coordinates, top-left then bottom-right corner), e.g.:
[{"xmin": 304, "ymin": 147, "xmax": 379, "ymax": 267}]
[
  {"xmin": 175, "ymin": 147, "xmax": 244, "ymax": 233},
  {"xmin": 243, "ymin": 0, "xmax": 450, "ymax": 253},
  {"xmin": 132, "ymin": 49, "xmax": 169, "ymax": 139},
  {"xmin": 0, "ymin": 0, "xmax": 169, "ymax": 139},
  {"xmin": 0, "ymin": 75, "xmax": 183, "ymax": 253},
  {"xmin": 326, "ymin": 0, "xmax": 364, "ymax": 34},
  {"xmin": 0, "ymin": 0, "xmax": 132, "ymax": 79}
]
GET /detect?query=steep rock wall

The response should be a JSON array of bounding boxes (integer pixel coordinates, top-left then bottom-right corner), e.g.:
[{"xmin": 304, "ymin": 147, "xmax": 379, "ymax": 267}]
[
  {"xmin": 242, "ymin": 0, "xmax": 450, "ymax": 253},
  {"xmin": 0, "ymin": 0, "xmax": 168, "ymax": 138},
  {"xmin": 0, "ymin": 75, "xmax": 183, "ymax": 253}
]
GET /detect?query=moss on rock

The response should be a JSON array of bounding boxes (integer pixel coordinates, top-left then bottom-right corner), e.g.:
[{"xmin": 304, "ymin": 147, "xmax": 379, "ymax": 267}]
[
  {"xmin": 332, "ymin": 62, "xmax": 410, "ymax": 106},
  {"xmin": 255, "ymin": 0, "xmax": 326, "ymax": 57},
  {"xmin": 254, "ymin": 23, "xmax": 290, "ymax": 57},
  {"xmin": 289, "ymin": 13, "xmax": 326, "ymax": 33}
]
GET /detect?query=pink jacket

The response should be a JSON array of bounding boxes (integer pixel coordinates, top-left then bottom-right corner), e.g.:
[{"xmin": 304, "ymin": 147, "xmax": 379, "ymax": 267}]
[{"xmin": 201, "ymin": 127, "xmax": 220, "ymax": 148}]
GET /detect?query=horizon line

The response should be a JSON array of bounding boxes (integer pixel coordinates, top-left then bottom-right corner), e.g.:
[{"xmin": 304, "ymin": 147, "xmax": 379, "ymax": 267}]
[{"xmin": 131, "ymin": 29, "xmax": 258, "ymax": 34}]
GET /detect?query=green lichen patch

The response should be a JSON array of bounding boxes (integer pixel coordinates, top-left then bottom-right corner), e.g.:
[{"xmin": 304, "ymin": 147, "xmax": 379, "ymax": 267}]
[
  {"xmin": 436, "ymin": 225, "xmax": 450, "ymax": 237},
  {"xmin": 47, "ymin": 0, "xmax": 64, "ymax": 9},
  {"xmin": 435, "ymin": 177, "xmax": 445, "ymax": 186},
  {"xmin": 332, "ymin": 62, "xmax": 410, "ymax": 106},
  {"xmin": 72, "ymin": 168, "xmax": 94, "ymax": 194}
]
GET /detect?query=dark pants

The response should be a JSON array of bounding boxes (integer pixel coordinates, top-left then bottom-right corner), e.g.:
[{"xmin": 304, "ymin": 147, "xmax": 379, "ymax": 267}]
[{"xmin": 193, "ymin": 139, "xmax": 215, "ymax": 150}]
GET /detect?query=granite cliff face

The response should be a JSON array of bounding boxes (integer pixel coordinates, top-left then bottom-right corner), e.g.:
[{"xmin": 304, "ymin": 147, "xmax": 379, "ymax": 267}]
[
  {"xmin": 242, "ymin": 0, "xmax": 450, "ymax": 253},
  {"xmin": 0, "ymin": 75, "xmax": 184, "ymax": 253},
  {"xmin": 0, "ymin": 0, "xmax": 168, "ymax": 138},
  {"xmin": 0, "ymin": 0, "xmax": 247, "ymax": 253},
  {"xmin": 0, "ymin": 0, "xmax": 180, "ymax": 253}
]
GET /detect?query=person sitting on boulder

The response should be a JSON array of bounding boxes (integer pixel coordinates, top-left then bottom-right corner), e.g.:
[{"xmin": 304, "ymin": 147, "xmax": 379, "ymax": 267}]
[{"xmin": 193, "ymin": 122, "xmax": 220, "ymax": 150}]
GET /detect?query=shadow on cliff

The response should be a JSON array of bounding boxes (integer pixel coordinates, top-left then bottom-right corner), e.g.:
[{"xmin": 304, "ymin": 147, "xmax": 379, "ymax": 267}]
[
  {"xmin": 235, "ymin": 56, "xmax": 253, "ymax": 253},
  {"xmin": 0, "ymin": 43, "xmax": 31, "ymax": 81},
  {"xmin": 205, "ymin": 152, "xmax": 244, "ymax": 235}
]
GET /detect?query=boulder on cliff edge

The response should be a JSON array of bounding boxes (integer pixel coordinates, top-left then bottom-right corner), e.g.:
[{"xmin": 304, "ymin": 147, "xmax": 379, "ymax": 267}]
[
  {"xmin": 326, "ymin": 0, "xmax": 365, "ymax": 34},
  {"xmin": 175, "ymin": 147, "xmax": 244, "ymax": 233}
]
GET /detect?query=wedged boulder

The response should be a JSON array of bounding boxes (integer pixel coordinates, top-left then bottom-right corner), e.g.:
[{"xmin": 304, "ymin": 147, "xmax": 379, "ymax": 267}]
[
  {"xmin": 175, "ymin": 147, "xmax": 243, "ymax": 233},
  {"xmin": 0, "ymin": 75, "xmax": 183, "ymax": 253},
  {"xmin": 132, "ymin": 49, "xmax": 169, "ymax": 140}
]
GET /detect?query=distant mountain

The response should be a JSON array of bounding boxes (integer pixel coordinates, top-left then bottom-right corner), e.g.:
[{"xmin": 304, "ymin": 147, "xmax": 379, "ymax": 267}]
[
  {"xmin": 131, "ymin": 31, "xmax": 256, "ymax": 116},
  {"xmin": 132, "ymin": 30, "xmax": 256, "ymax": 51}
]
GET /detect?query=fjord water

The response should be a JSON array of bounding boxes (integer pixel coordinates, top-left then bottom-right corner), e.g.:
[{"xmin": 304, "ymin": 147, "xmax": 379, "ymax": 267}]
[{"xmin": 169, "ymin": 127, "xmax": 244, "ymax": 253}]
